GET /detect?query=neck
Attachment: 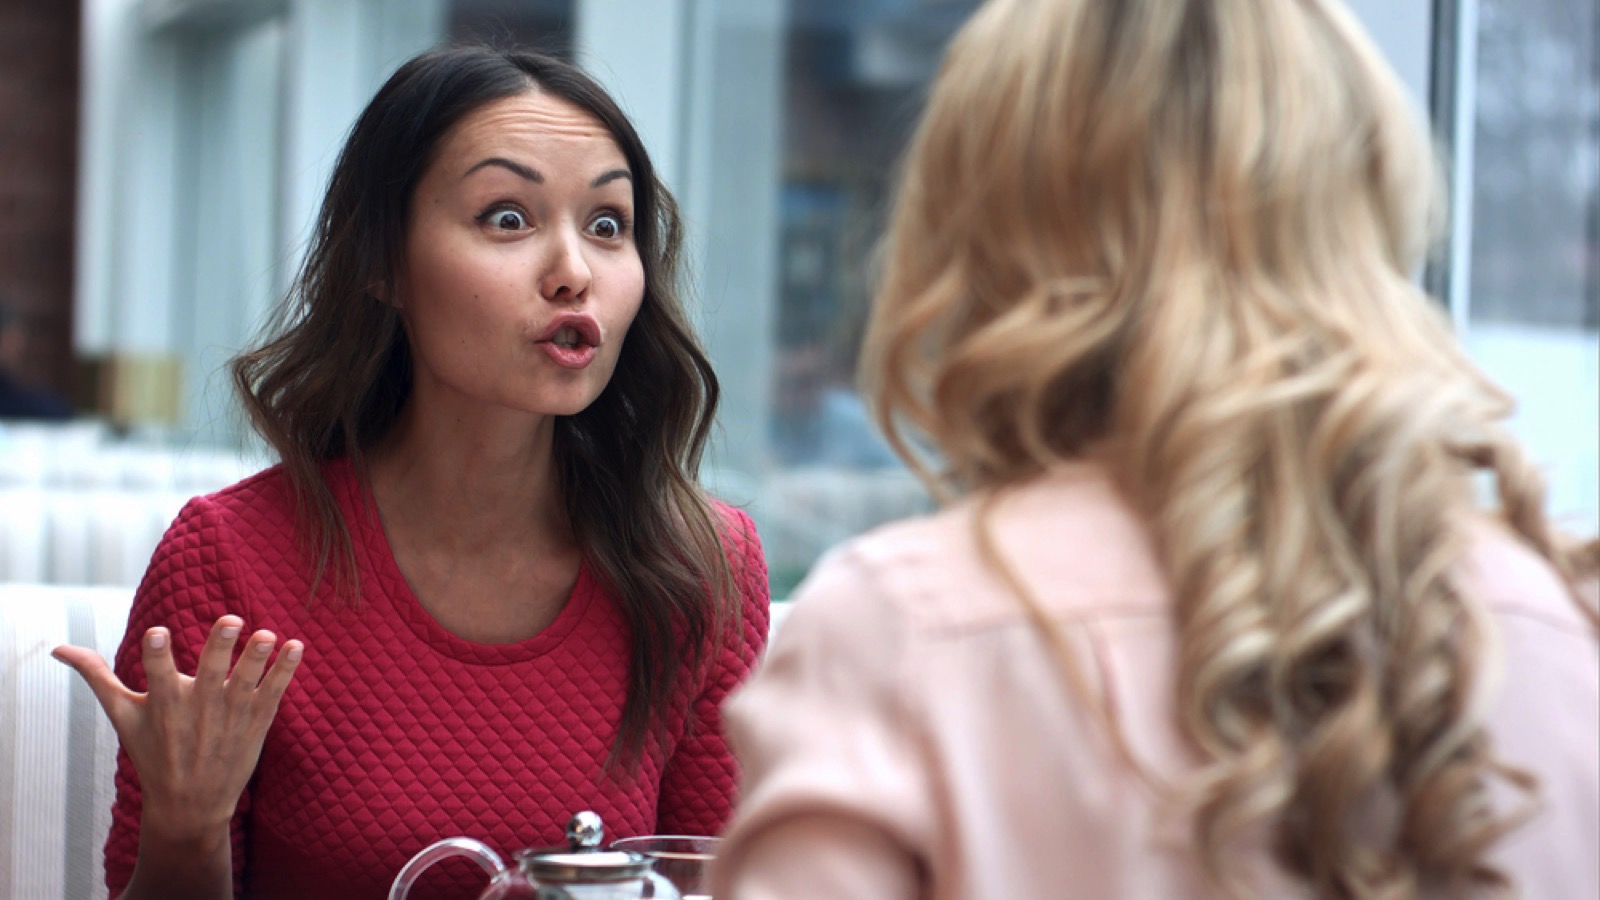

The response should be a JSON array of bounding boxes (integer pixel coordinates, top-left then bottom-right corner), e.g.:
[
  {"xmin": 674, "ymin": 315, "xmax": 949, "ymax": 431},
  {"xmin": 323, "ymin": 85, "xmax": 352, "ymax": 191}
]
[{"xmin": 366, "ymin": 398, "xmax": 571, "ymax": 554}]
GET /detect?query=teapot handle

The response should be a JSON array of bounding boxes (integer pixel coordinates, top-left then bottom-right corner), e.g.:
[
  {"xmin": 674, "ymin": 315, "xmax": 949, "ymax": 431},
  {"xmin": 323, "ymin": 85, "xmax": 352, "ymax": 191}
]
[
  {"xmin": 642, "ymin": 869, "xmax": 683, "ymax": 899},
  {"xmin": 388, "ymin": 837, "xmax": 506, "ymax": 900}
]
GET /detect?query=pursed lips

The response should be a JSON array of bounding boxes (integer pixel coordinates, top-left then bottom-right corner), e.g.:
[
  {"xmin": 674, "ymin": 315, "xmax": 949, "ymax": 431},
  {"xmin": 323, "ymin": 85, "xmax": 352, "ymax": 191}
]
[
  {"xmin": 536, "ymin": 314, "xmax": 601, "ymax": 348},
  {"xmin": 534, "ymin": 314, "xmax": 602, "ymax": 369}
]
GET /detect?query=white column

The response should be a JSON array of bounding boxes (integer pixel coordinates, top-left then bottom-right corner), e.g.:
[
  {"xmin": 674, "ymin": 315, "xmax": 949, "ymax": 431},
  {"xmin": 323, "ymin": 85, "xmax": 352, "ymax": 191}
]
[
  {"xmin": 1441, "ymin": 0, "xmax": 1480, "ymax": 333},
  {"xmin": 575, "ymin": 0, "xmax": 689, "ymax": 193},
  {"xmin": 278, "ymin": 0, "xmax": 375, "ymax": 274},
  {"xmin": 72, "ymin": 0, "xmax": 132, "ymax": 354},
  {"xmin": 574, "ymin": 0, "xmax": 787, "ymax": 488},
  {"xmin": 178, "ymin": 19, "xmax": 286, "ymax": 444},
  {"xmin": 679, "ymin": 0, "xmax": 786, "ymax": 488},
  {"xmin": 74, "ymin": 0, "xmax": 186, "ymax": 357},
  {"xmin": 1342, "ymin": 0, "xmax": 1477, "ymax": 329},
  {"xmin": 1342, "ymin": 1, "xmax": 1453, "ymax": 299},
  {"xmin": 371, "ymin": 0, "xmax": 449, "ymax": 81},
  {"xmin": 278, "ymin": 0, "xmax": 446, "ymax": 289},
  {"xmin": 1343, "ymin": 0, "xmax": 1435, "ymax": 111}
]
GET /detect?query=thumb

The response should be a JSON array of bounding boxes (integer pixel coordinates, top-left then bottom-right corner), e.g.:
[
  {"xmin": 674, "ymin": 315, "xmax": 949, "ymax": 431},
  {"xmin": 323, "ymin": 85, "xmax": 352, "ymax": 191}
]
[{"xmin": 52, "ymin": 644, "xmax": 134, "ymax": 722}]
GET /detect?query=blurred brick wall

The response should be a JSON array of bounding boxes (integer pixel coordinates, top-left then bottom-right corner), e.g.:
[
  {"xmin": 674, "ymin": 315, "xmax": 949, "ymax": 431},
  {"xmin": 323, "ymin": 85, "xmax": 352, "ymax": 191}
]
[{"xmin": 0, "ymin": 0, "xmax": 79, "ymax": 402}]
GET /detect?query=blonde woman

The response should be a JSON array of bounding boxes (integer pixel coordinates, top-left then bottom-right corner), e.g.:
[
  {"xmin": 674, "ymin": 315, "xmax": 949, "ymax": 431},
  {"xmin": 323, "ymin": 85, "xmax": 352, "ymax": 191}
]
[{"xmin": 711, "ymin": 0, "xmax": 1599, "ymax": 897}]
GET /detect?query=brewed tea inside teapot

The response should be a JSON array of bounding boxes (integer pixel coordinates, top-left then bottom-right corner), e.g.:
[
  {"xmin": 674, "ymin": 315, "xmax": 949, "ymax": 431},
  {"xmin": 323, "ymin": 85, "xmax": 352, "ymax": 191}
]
[{"xmin": 389, "ymin": 811, "xmax": 681, "ymax": 900}]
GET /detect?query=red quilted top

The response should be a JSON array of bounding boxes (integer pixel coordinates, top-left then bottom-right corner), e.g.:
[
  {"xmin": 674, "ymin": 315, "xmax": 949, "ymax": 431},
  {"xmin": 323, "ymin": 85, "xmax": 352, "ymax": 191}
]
[{"xmin": 103, "ymin": 459, "xmax": 769, "ymax": 899}]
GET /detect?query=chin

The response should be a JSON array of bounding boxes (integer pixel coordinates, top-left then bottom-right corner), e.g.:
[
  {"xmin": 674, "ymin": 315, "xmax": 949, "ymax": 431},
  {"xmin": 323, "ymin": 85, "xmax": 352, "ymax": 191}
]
[
  {"xmin": 535, "ymin": 391, "xmax": 607, "ymax": 419},
  {"xmin": 549, "ymin": 402, "xmax": 597, "ymax": 418},
  {"xmin": 505, "ymin": 371, "xmax": 616, "ymax": 419}
]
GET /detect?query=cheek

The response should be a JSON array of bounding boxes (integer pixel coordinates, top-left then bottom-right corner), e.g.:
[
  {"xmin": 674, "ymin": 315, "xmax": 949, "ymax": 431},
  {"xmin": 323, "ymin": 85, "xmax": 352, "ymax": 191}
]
[
  {"xmin": 624, "ymin": 294, "xmax": 646, "ymax": 333},
  {"xmin": 402, "ymin": 247, "xmax": 508, "ymax": 333},
  {"xmin": 617, "ymin": 258, "xmax": 647, "ymax": 326},
  {"xmin": 591, "ymin": 253, "xmax": 644, "ymax": 351},
  {"xmin": 408, "ymin": 248, "xmax": 488, "ymax": 305}
]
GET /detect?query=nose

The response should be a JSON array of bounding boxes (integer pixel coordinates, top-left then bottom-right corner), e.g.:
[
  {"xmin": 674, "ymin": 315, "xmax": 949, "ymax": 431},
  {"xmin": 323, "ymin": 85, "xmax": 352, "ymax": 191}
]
[{"xmin": 539, "ymin": 226, "xmax": 592, "ymax": 303}]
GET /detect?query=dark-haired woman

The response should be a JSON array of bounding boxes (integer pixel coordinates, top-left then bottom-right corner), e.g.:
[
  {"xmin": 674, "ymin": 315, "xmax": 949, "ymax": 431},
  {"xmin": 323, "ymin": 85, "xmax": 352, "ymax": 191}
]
[{"xmin": 52, "ymin": 45, "xmax": 769, "ymax": 900}]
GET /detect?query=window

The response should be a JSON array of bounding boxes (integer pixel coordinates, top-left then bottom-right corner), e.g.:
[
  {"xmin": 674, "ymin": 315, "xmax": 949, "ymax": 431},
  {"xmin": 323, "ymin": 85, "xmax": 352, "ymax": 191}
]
[
  {"xmin": 1446, "ymin": 0, "xmax": 1599, "ymax": 535},
  {"xmin": 450, "ymin": 0, "xmax": 574, "ymax": 57},
  {"xmin": 681, "ymin": 1, "xmax": 982, "ymax": 596},
  {"xmin": 79, "ymin": 1, "xmax": 1591, "ymax": 598}
]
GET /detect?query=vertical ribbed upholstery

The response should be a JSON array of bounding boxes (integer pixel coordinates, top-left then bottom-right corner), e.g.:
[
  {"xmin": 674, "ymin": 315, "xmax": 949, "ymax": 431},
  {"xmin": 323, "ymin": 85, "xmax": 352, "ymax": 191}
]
[
  {"xmin": 0, "ymin": 584, "xmax": 132, "ymax": 900},
  {"xmin": 0, "ymin": 490, "xmax": 49, "ymax": 584},
  {"xmin": 0, "ymin": 489, "xmax": 188, "ymax": 587}
]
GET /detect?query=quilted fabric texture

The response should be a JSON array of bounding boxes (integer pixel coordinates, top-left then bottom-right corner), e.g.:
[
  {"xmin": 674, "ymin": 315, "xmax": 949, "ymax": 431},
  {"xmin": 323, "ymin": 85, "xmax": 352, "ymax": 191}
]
[{"xmin": 104, "ymin": 459, "xmax": 770, "ymax": 899}]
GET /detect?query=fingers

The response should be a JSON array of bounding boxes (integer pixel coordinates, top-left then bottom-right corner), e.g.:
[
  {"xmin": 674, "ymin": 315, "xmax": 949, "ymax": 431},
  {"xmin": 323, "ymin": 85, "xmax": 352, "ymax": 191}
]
[
  {"xmin": 68, "ymin": 615, "xmax": 303, "ymax": 713},
  {"xmin": 225, "ymin": 630, "xmax": 279, "ymax": 698},
  {"xmin": 51, "ymin": 644, "xmax": 135, "ymax": 722},
  {"xmin": 193, "ymin": 616, "xmax": 245, "ymax": 694},
  {"xmin": 138, "ymin": 626, "xmax": 186, "ymax": 697},
  {"xmin": 254, "ymin": 639, "xmax": 304, "ymax": 710}
]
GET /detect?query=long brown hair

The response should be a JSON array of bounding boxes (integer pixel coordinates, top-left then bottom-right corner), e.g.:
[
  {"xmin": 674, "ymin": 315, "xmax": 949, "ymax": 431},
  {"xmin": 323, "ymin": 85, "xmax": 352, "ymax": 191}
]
[
  {"xmin": 862, "ymin": 0, "xmax": 1597, "ymax": 895},
  {"xmin": 232, "ymin": 45, "xmax": 735, "ymax": 763}
]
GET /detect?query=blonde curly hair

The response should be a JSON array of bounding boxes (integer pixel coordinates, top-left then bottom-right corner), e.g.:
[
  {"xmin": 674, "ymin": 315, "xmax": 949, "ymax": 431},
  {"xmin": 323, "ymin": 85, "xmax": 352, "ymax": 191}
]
[{"xmin": 859, "ymin": 0, "xmax": 1599, "ymax": 895}]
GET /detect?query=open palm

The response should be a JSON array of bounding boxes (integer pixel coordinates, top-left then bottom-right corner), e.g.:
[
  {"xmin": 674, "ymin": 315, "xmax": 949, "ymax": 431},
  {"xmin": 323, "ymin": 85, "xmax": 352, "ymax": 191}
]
[{"xmin": 52, "ymin": 615, "xmax": 304, "ymax": 844}]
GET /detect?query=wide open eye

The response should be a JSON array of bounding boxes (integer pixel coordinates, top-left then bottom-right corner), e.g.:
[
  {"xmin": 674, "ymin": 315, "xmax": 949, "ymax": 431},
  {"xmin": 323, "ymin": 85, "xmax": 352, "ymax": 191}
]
[
  {"xmin": 478, "ymin": 205, "xmax": 529, "ymax": 232},
  {"xmin": 587, "ymin": 212, "xmax": 627, "ymax": 240}
]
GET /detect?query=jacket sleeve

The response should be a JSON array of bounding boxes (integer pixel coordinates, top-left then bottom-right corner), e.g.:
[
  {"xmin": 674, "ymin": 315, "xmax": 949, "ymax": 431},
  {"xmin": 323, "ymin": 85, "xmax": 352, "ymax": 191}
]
[
  {"xmin": 655, "ymin": 505, "xmax": 771, "ymax": 835},
  {"xmin": 708, "ymin": 543, "xmax": 933, "ymax": 900},
  {"xmin": 104, "ymin": 495, "xmax": 253, "ymax": 899}
]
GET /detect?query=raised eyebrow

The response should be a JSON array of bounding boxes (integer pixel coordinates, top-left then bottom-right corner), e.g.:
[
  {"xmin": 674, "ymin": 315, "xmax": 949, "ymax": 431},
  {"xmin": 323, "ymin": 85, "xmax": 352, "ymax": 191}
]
[
  {"xmin": 462, "ymin": 157, "xmax": 542, "ymax": 182},
  {"xmin": 591, "ymin": 169, "xmax": 632, "ymax": 189}
]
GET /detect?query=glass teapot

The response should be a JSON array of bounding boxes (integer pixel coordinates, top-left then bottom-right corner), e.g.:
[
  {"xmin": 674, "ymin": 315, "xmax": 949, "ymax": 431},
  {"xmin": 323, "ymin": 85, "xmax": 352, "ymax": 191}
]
[{"xmin": 388, "ymin": 811, "xmax": 681, "ymax": 900}]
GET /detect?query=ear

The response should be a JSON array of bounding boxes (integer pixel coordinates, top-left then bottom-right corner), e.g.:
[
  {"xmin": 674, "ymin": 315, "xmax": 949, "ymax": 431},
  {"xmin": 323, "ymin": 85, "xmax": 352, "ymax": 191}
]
[{"xmin": 369, "ymin": 279, "xmax": 402, "ymax": 309}]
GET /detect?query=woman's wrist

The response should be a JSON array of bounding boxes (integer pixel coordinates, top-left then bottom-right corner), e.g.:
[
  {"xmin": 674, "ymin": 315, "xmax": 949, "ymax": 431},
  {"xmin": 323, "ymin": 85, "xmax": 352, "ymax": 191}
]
[
  {"xmin": 138, "ymin": 804, "xmax": 232, "ymax": 858},
  {"xmin": 119, "ymin": 815, "xmax": 233, "ymax": 900}
]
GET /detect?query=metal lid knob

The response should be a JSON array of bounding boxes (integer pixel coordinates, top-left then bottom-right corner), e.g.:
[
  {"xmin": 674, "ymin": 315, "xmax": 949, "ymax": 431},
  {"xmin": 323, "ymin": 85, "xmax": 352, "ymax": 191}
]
[{"xmin": 566, "ymin": 810, "xmax": 604, "ymax": 850}]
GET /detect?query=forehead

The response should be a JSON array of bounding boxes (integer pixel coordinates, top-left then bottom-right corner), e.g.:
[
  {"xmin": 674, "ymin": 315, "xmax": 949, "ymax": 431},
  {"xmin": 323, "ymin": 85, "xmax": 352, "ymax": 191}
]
[{"xmin": 432, "ymin": 90, "xmax": 629, "ymax": 173}]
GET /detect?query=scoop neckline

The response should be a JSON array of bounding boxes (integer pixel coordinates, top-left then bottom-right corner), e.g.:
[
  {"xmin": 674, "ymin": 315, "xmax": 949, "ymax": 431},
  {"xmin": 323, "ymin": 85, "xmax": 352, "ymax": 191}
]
[{"xmin": 327, "ymin": 457, "xmax": 596, "ymax": 665}]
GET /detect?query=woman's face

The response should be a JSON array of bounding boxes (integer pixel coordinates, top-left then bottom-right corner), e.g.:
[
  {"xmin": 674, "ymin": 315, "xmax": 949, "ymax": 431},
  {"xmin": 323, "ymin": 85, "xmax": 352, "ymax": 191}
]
[{"xmin": 395, "ymin": 89, "xmax": 646, "ymax": 421}]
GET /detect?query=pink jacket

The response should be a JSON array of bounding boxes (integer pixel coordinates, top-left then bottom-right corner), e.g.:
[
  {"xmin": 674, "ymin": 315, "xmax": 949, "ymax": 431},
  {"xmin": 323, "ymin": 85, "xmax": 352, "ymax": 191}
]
[{"xmin": 713, "ymin": 464, "xmax": 1599, "ymax": 899}]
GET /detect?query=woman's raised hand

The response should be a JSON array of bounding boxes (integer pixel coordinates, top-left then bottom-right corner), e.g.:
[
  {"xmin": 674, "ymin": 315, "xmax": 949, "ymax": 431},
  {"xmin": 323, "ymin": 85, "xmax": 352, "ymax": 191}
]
[{"xmin": 51, "ymin": 616, "xmax": 304, "ymax": 847}]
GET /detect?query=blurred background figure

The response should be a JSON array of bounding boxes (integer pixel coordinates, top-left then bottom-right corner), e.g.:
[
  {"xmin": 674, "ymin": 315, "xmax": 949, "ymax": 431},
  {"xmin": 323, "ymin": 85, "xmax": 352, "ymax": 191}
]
[
  {"xmin": 712, "ymin": 0, "xmax": 1599, "ymax": 897},
  {"xmin": 0, "ymin": 296, "xmax": 73, "ymax": 421},
  {"xmin": 770, "ymin": 341, "xmax": 898, "ymax": 469}
]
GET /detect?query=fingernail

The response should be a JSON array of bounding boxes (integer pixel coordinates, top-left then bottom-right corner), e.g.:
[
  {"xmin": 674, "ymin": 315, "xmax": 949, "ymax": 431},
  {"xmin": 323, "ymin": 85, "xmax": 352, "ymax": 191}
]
[
  {"xmin": 148, "ymin": 632, "xmax": 167, "ymax": 650},
  {"xmin": 252, "ymin": 641, "xmax": 272, "ymax": 655},
  {"xmin": 220, "ymin": 626, "xmax": 240, "ymax": 640},
  {"xmin": 286, "ymin": 645, "xmax": 303, "ymax": 662}
]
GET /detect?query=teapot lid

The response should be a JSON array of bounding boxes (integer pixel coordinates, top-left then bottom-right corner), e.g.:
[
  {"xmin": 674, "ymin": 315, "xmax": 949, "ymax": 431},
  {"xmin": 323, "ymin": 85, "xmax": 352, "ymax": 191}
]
[
  {"xmin": 512, "ymin": 811, "xmax": 657, "ymax": 885},
  {"xmin": 515, "ymin": 849, "xmax": 656, "ymax": 884}
]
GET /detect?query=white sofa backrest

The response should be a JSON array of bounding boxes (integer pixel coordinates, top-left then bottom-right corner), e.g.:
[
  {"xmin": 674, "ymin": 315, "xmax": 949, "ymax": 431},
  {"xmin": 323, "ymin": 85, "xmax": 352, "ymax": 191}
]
[
  {"xmin": 0, "ymin": 489, "xmax": 191, "ymax": 587},
  {"xmin": 0, "ymin": 583, "xmax": 131, "ymax": 900}
]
